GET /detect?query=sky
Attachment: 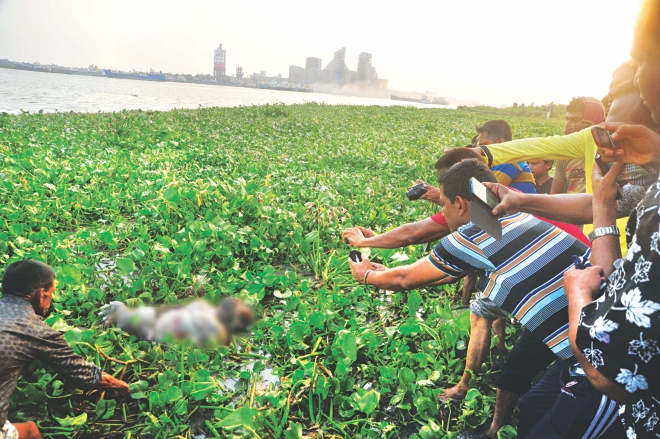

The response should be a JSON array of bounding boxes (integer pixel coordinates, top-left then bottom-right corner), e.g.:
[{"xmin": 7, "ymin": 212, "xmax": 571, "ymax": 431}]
[{"xmin": 0, "ymin": 0, "xmax": 645, "ymax": 106}]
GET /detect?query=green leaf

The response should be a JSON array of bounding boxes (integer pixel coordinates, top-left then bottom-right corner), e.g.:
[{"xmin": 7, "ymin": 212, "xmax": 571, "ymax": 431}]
[
  {"xmin": 160, "ymin": 386, "xmax": 182, "ymax": 403},
  {"xmin": 216, "ymin": 406, "xmax": 255, "ymax": 429},
  {"xmin": 353, "ymin": 389, "xmax": 380, "ymax": 415},
  {"xmin": 399, "ymin": 319, "xmax": 421, "ymax": 335},
  {"xmin": 115, "ymin": 257, "xmax": 135, "ymax": 275},
  {"xmin": 285, "ymin": 422, "xmax": 307, "ymax": 439},
  {"xmin": 8, "ymin": 223, "xmax": 23, "ymax": 236},
  {"xmin": 130, "ymin": 380, "xmax": 149, "ymax": 399},
  {"xmin": 59, "ymin": 264, "xmax": 82, "ymax": 285},
  {"xmin": 498, "ymin": 425, "xmax": 517, "ymax": 439},
  {"xmin": 95, "ymin": 399, "xmax": 116, "ymax": 420},
  {"xmin": 338, "ymin": 330, "xmax": 357, "ymax": 361},
  {"xmin": 54, "ymin": 412, "xmax": 87, "ymax": 427},
  {"xmin": 407, "ymin": 290, "xmax": 422, "ymax": 316}
]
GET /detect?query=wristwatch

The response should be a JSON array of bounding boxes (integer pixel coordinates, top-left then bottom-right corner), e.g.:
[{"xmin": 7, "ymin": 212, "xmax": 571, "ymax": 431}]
[{"xmin": 588, "ymin": 226, "xmax": 620, "ymax": 243}]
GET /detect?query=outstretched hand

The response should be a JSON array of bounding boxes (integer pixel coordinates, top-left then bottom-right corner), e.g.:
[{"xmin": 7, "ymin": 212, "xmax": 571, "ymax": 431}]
[
  {"xmin": 596, "ymin": 122, "xmax": 660, "ymax": 165},
  {"xmin": 563, "ymin": 266, "xmax": 606, "ymax": 301}
]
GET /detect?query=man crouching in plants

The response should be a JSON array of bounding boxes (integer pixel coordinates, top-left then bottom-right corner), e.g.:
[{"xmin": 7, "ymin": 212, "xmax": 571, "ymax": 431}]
[
  {"xmin": 348, "ymin": 159, "xmax": 620, "ymax": 438},
  {"xmin": 0, "ymin": 260, "xmax": 129, "ymax": 439}
]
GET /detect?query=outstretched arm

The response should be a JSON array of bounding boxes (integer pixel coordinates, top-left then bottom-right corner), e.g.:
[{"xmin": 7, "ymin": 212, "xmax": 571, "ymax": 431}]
[
  {"xmin": 483, "ymin": 182, "xmax": 594, "ymax": 224},
  {"xmin": 343, "ymin": 217, "xmax": 450, "ymax": 249},
  {"xmin": 349, "ymin": 255, "xmax": 453, "ymax": 291}
]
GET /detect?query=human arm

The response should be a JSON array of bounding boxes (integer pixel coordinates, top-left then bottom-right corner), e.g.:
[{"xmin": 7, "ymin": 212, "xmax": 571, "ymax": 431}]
[
  {"xmin": 479, "ymin": 130, "xmax": 589, "ymax": 166},
  {"xmin": 342, "ymin": 217, "xmax": 450, "ymax": 248},
  {"xmin": 596, "ymin": 122, "xmax": 660, "ymax": 166},
  {"xmin": 98, "ymin": 372, "xmax": 130, "ymax": 392},
  {"xmin": 483, "ymin": 182, "xmax": 594, "ymax": 224},
  {"xmin": 349, "ymin": 255, "xmax": 455, "ymax": 291},
  {"xmin": 563, "ymin": 267, "xmax": 636, "ymax": 403},
  {"xmin": 589, "ymin": 162, "xmax": 624, "ymax": 276},
  {"xmin": 38, "ymin": 326, "xmax": 128, "ymax": 392}
]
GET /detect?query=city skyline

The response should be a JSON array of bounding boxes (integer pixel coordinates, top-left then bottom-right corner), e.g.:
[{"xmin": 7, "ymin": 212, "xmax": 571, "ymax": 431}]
[{"xmin": 0, "ymin": 0, "xmax": 645, "ymax": 106}]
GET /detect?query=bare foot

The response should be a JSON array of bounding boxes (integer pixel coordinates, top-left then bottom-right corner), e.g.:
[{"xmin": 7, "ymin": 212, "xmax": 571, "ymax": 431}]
[
  {"xmin": 438, "ymin": 385, "xmax": 468, "ymax": 402},
  {"xmin": 484, "ymin": 426, "xmax": 499, "ymax": 439}
]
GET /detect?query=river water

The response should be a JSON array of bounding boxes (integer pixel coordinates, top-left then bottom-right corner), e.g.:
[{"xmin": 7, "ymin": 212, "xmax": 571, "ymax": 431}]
[{"xmin": 0, "ymin": 68, "xmax": 452, "ymax": 114}]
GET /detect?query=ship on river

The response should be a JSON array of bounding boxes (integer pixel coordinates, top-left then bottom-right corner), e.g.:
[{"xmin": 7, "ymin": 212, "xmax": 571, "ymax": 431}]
[
  {"xmin": 391, "ymin": 94, "xmax": 448, "ymax": 105},
  {"xmin": 104, "ymin": 69, "xmax": 167, "ymax": 82}
]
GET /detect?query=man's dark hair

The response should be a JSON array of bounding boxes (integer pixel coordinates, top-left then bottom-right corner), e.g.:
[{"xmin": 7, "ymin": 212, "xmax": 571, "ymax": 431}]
[
  {"xmin": 435, "ymin": 148, "xmax": 484, "ymax": 175},
  {"xmin": 438, "ymin": 159, "xmax": 497, "ymax": 203},
  {"xmin": 566, "ymin": 97, "xmax": 586, "ymax": 114},
  {"xmin": 544, "ymin": 160, "xmax": 555, "ymax": 168},
  {"xmin": 1, "ymin": 260, "xmax": 55, "ymax": 298},
  {"xmin": 475, "ymin": 120, "xmax": 512, "ymax": 142}
]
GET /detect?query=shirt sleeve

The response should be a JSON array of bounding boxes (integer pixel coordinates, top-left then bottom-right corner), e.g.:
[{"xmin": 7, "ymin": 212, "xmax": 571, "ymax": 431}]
[
  {"xmin": 554, "ymin": 160, "xmax": 568, "ymax": 183},
  {"xmin": 429, "ymin": 212, "xmax": 448, "ymax": 228},
  {"xmin": 480, "ymin": 129, "xmax": 592, "ymax": 167},
  {"xmin": 428, "ymin": 228, "xmax": 495, "ymax": 277},
  {"xmin": 36, "ymin": 324, "xmax": 102, "ymax": 388},
  {"xmin": 491, "ymin": 164, "xmax": 521, "ymax": 186}
]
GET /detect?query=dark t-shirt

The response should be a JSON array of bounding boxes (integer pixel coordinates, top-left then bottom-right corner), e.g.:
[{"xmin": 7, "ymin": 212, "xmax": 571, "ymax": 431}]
[
  {"xmin": 0, "ymin": 296, "xmax": 101, "ymax": 425},
  {"xmin": 535, "ymin": 177, "xmax": 554, "ymax": 195}
]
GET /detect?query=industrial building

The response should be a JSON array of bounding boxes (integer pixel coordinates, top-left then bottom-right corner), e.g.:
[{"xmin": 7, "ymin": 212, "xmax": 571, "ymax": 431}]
[
  {"xmin": 213, "ymin": 44, "xmax": 226, "ymax": 78},
  {"xmin": 287, "ymin": 48, "xmax": 386, "ymax": 88}
]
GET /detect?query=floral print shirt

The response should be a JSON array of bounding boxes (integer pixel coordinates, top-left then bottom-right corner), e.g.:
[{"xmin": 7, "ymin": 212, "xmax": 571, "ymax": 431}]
[{"xmin": 577, "ymin": 179, "xmax": 660, "ymax": 439}]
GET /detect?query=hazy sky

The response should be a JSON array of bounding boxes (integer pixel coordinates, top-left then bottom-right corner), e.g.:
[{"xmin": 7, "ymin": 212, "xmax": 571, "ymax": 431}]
[{"xmin": 0, "ymin": 0, "xmax": 644, "ymax": 106}]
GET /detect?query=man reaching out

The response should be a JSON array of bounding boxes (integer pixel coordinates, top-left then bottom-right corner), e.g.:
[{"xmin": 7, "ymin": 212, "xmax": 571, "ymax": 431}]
[{"xmin": 0, "ymin": 260, "xmax": 129, "ymax": 439}]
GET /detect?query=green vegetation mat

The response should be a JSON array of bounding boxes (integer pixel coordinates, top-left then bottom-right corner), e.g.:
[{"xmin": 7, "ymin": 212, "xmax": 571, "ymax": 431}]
[{"xmin": 0, "ymin": 104, "xmax": 564, "ymax": 438}]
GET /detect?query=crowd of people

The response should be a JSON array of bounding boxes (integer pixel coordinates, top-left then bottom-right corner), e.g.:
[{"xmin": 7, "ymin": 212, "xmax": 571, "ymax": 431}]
[{"xmin": 346, "ymin": 1, "xmax": 660, "ymax": 437}]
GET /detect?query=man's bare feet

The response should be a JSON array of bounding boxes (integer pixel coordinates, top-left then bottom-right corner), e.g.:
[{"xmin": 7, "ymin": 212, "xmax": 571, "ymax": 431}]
[
  {"xmin": 484, "ymin": 425, "xmax": 499, "ymax": 439},
  {"xmin": 438, "ymin": 384, "xmax": 469, "ymax": 401}
]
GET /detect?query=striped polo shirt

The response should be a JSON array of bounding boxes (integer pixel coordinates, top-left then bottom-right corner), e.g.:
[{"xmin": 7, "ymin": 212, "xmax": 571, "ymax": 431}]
[{"xmin": 428, "ymin": 212, "xmax": 590, "ymax": 360}]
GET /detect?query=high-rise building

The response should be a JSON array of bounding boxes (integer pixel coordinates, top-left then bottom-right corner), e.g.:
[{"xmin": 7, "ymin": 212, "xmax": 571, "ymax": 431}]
[
  {"xmin": 236, "ymin": 66, "xmax": 243, "ymax": 79},
  {"xmin": 357, "ymin": 52, "xmax": 372, "ymax": 83},
  {"xmin": 304, "ymin": 57, "xmax": 322, "ymax": 83},
  {"xmin": 213, "ymin": 44, "xmax": 226, "ymax": 78}
]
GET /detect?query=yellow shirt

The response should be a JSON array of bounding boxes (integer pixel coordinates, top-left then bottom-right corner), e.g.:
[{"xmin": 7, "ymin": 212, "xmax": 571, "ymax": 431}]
[{"xmin": 480, "ymin": 128, "xmax": 628, "ymax": 252}]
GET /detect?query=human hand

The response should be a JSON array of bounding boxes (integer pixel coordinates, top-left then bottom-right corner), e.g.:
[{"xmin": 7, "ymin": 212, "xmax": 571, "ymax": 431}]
[
  {"xmin": 482, "ymin": 183, "xmax": 520, "ymax": 215},
  {"xmin": 416, "ymin": 180, "xmax": 442, "ymax": 204},
  {"xmin": 563, "ymin": 266, "xmax": 605, "ymax": 301},
  {"xmin": 592, "ymin": 161, "xmax": 624, "ymax": 210},
  {"xmin": 370, "ymin": 262, "xmax": 387, "ymax": 271},
  {"xmin": 98, "ymin": 301, "xmax": 129, "ymax": 327},
  {"xmin": 349, "ymin": 256, "xmax": 382, "ymax": 283},
  {"xmin": 596, "ymin": 122, "xmax": 660, "ymax": 165},
  {"xmin": 343, "ymin": 227, "xmax": 374, "ymax": 246},
  {"xmin": 100, "ymin": 372, "xmax": 131, "ymax": 393}
]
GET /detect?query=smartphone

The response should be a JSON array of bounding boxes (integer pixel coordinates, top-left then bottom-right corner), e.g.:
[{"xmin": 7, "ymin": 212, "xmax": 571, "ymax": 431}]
[
  {"xmin": 592, "ymin": 126, "xmax": 619, "ymax": 150},
  {"xmin": 349, "ymin": 250, "xmax": 363, "ymax": 263},
  {"xmin": 470, "ymin": 177, "xmax": 501, "ymax": 209}
]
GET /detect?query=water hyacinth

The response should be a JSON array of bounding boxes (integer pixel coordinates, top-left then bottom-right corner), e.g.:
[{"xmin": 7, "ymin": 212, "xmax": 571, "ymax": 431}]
[{"xmin": 0, "ymin": 104, "xmax": 563, "ymax": 438}]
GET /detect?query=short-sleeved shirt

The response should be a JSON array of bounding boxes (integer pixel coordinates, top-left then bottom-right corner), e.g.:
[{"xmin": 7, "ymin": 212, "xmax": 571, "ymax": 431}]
[
  {"xmin": 0, "ymin": 296, "xmax": 101, "ymax": 425},
  {"xmin": 429, "ymin": 213, "xmax": 590, "ymax": 360},
  {"xmin": 554, "ymin": 159, "xmax": 587, "ymax": 194},
  {"xmin": 535, "ymin": 177, "xmax": 554, "ymax": 195},
  {"xmin": 576, "ymin": 180, "xmax": 660, "ymax": 438},
  {"xmin": 491, "ymin": 163, "xmax": 536, "ymax": 194}
]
